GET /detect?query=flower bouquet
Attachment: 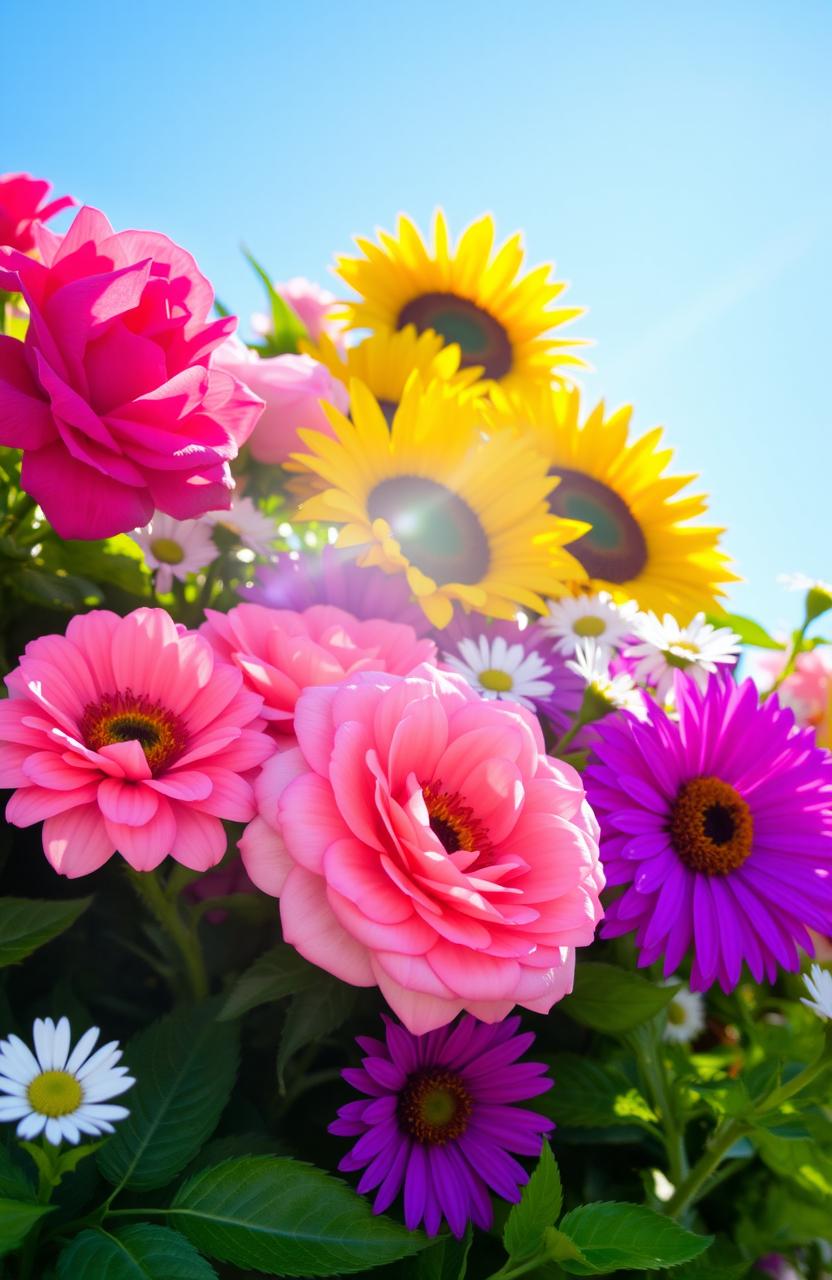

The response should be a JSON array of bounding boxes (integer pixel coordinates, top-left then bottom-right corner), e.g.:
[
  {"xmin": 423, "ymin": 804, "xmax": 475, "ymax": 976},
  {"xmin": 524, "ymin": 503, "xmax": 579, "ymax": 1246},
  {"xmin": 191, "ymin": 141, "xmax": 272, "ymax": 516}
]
[{"xmin": 0, "ymin": 171, "xmax": 829, "ymax": 1280}]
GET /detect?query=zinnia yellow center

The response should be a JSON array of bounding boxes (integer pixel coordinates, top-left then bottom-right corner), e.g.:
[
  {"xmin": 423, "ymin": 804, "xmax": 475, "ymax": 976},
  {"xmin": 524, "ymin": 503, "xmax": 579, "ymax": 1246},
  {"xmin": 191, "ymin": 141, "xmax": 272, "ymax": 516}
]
[
  {"xmin": 398, "ymin": 1069, "xmax": 473, "ymax": 1145},
  {"xmin": 479, "ymin": 667, "xmax": 513, "ymax": 693},
  {"xmin": 423, "ymin": 783, "xmax": 492, "ymax": 864},
  {"xmin": 149, "ymin": 537, "xmax": 185, "ymax": 565},
  {"xmin": 28, "ymin": 1070, "xmax": 82, "ymax": 1117},
  {"xmin": 669, "ymin": 776, "xmax": 753, "ymax": 875},
  {"xmin": 573, "ymin": 615, "xmax": 607, "ymax": 638},
  {"xmin": 80, "ymin": 690, "xmax": 187, "ymax": 774}
]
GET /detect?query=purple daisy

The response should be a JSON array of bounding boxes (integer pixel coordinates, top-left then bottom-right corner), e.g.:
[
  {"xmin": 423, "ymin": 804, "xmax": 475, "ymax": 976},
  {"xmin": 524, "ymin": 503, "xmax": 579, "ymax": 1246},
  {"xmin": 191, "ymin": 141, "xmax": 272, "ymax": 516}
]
[
  {"xmin": 329, "ymin": 1014, "xmax": 553, "ymax": 1238},
  {"xmin": 437, "ymin": 614, "xmax": 585, "ymax": 739},
  {"xmin": 240, "ymin": 546, "xmax": 432, "ymax": 635},
  {"xmin": 586, "ymin": 673, "xmax": 832, "ymax": 992}
]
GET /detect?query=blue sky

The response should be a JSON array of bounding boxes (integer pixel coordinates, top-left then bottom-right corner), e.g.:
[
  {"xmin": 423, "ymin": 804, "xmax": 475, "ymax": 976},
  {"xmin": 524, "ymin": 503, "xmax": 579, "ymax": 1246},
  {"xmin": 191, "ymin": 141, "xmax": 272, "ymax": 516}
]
[{"xmin": 7, "ymin": 0, "xmax": 831, "ymax": 633}]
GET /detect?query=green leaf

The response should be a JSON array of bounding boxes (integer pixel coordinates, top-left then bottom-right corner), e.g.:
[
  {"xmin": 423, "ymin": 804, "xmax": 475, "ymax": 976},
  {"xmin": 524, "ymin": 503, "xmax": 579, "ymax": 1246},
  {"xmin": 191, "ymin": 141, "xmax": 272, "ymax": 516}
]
[
  {"xmin": 0, "ymin": 896, "xmax": 91, "ymax": 967},
  {"xmin": 38, "ymin": 534, "xmax": 149, "ymax": 597},
  {"xmin": 243, "ymin": 249, "xmax": 309, "ymax": 355},
  {"xmin": 706, "ymin": 612, "xmax": 781, "ymax": 650},
  {"xmin": 17, "ymin": 567, "xmax": 103, "ymax": 609},
  {"xmin": 98, "ymin": 1002, "xmax": 238, "ymax": 1191},
  {"xmin": 538, "ymin": 1054, "xmax": 657, "ymax": 1131},
  {"xmin": 755, "ymin": 1131, "xmax": 832, "ymax": 1202},
  {"xmin": 557, "ymin": 1202, "xmax": 713, "ymax": 1274},
  {"xmin": 277, "ymin": 974, "xmax": 356, "ymax": 1089},
  {"xmin": 170, "ymin": 1155, "xmax": 428, "ymax": 1275},
  {"xmin": 0, "ymin": 1145, "xmax": 34, "ymax": 1201},
  {"xmin": 668, "ymin": 1236, "xmax": 750, "ymax": 1280},
  {"xmin": 504, "ymin": 1142, "xmax": 562, "ymax": 1261},
  {"xmin": 805, "ymin": 585, "xmax": 832, "ymax": 625},
  {"xmin": 564, "ymin": 964, "xmax": 679, "ymax": 1033},
  {"xmin": 57, "ymin": 1225, "xmax": 218, "ymax": 1278},
  {"xmin": 403, "ymin": 1227, "xmax": 472, "ymax": 1279},
  {"xmin": 219, "ymin": 943, "xmax": 320, "ymax": 1020},
  {"xmin": 0, "ymin": 1198, "xmax": 54, "ymax": 1257}
]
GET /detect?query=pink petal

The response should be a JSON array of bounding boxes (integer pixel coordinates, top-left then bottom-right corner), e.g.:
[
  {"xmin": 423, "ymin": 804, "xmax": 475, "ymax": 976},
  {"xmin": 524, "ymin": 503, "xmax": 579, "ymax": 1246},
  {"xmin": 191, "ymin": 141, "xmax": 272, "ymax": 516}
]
[
  {"xmin": 42, "ymin": 805, "xmax": 115, "ymax": 878},
  {"xmin": 239, "ymin": 815, "xmax": 294, "ymax": 896},
  {"xmin": 276, "ymin": 772, "xmax": 346, "ymax": 871},
  {"xmin": 280, "ymin": 865, "xmax": 375, "ymax": 986},
  {"xmin": 7, "ymin": 783, "xmax": 99, "ymax": 826},
  {"xmin": 369, "ymin": 956, "xmax": 463, "ymax": 1035},
  {"xmin": 97, "ymin": 779, "xmax": 159, "ymax": 826},
  {"xmin": 169, "ymin": 806, "xmax": 227, "ymax": 871},
  {"xmin": 104, "ymin": 796, "xmax": 176, "ymax": 872}
]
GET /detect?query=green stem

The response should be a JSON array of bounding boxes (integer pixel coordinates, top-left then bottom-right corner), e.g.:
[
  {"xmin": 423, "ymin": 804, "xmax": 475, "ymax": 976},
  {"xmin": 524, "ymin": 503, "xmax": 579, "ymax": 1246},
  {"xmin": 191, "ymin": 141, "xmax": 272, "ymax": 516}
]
[
  {"xmin": 485, "ymin": 1253, "xmax": 551, "ymax": 1280},
  {"xmin": 755, "ymin": 1039, "xmax": 832, "ymax": 1116},
  {"xmin": 763, "ymin": 623, "xmax": 809, "ymax": 698},
  {"xmin": 126, "ymin": 866, "xmax": 208, "ymax": 1001},
  {"xmin": 664, "ymin": 1117, "xmax": 749, "ymax": 1219},
  {"xmin": 631, "ymin": 1025, "xmax": 689, "ymax": 1186},
  {"xmin": 19, "ymin": 1143, "xmax": 59, "ymax": 1280}
]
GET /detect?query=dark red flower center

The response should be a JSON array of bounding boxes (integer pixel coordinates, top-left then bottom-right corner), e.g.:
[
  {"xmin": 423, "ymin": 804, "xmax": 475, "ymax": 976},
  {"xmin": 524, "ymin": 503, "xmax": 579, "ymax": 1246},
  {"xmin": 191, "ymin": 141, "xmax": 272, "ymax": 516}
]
[
  {"xmin": 547, "ymin": 468, "xmax": 648, "ymax": 583},
  {"xmin": 80, "ymin": 691, "xmax": 186, "ymax": 774},
  {"xmin": 397, "ymin": 292, "xmax": 512, "ymax": 379},
  {"xmin": 398, "ymin": 1068, "xmax": 473, "ymax": 1144},
  {"xmin": 367, "ymin": 476, "xmax": 491, "ymax": 586},
  {"xmin": 669, "ymin": 775, "xmax": 754, "ymax": 875}
]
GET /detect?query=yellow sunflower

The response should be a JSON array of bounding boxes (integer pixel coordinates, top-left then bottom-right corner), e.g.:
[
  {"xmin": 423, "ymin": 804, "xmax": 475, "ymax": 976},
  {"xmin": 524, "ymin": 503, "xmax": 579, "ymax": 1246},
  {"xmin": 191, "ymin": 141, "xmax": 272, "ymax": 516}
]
[
  {"xmin": 334, "ymin": 210, "xmax": 587, "ymax": 397},
  {"xmin": 302, "ymin": 325, "xmax": 486, "ymax": 423},
  {"xmin": 291, "ymin": 375, "xmax": 589, "ymax": 629},
  {"xmin": 487, "ymin": 385, "xmax": 738, "ymax": 618}
]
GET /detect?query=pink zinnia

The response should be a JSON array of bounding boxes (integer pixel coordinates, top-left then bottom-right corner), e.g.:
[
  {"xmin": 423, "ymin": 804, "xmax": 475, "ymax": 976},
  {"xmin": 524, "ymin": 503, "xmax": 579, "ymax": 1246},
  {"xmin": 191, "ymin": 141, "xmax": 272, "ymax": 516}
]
[
  {"xmin": 0, "ymin": 207, "xmax": 263, "ymax": 539},
  {"xmin": 241, "ymin": 665, "xmax": 604, "ymax": 1033},
  {"xmin": 0, "ymin": 609, "xmax": 274, "ymax": 877},
  {"xmin": 201, "ymin": 603, "xmax": 436, "ymax": 735},
  {"xmin": 0, "ymin": 173, "xmax": 75, "ymax": 253}
]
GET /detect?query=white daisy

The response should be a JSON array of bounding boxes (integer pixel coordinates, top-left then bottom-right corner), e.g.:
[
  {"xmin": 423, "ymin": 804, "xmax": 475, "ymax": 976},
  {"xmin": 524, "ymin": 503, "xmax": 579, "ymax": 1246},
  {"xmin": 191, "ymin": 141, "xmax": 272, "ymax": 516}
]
[
  {"xmin": 205, "ymin": 497, "xmax": 280, "ymax": 559},
  {"xmin": 801, "ymin": 963, "xmax": 832, "ymax": 1021},
  {"xmin": 130, "ymin": 513, "xmax": 219, "ymax": 594},
  {"xmin": 0, "ymin": 1017, "xmax": 134, "ymax": 1146},
  {"xmin": 566, "ymin": 638, "xmax": 647, "ymax": 719},
  {"xmin": 626, "ymin": 612, "xmax": 740, "ymax": 702},
  {"xmin": 443, "ymin": 633, "xmax": 556, "ymax": 712},
  {"xmin": 540, "ymin": 592, "xmax": 640, "ymax": 659},
  {"xmin": 662, "ymin": 986, "xmax": 706, "ymax": 1044}
]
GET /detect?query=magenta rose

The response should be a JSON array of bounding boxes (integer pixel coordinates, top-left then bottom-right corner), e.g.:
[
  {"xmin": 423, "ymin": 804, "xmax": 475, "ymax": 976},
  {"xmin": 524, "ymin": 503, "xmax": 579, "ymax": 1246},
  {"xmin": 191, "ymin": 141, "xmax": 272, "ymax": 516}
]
[
  {"xmin": 0, "ymin": 206, "xmax": 264, "ymax": 539},
  {"xmin": 241, "ymin": 665, "xmax": 604, "ymax": 1033},
  {"xmin": 0, "ymin": 172, "xmax": 75, "ymax": 253}
]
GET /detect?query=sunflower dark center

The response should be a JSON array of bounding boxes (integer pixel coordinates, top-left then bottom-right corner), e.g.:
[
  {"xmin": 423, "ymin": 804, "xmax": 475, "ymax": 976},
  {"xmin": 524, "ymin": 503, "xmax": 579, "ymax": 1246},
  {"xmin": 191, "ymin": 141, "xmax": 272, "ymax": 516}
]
[
  {"xmin": 80, "ymin": 690, "xmax": 187, "ymax": 774},
  {"xmin": 398, "ymin": 1068, "xmax": 473, "ymax": 1144},
  {"xmin": 547, "ymin": 468, "xmax": 648, "ymax": 582},
  {"xmin": 669, "ymin": 776, "xmax": 753, "ymax": 875},
  {"xmin": 367, "ymin": 476, "xmax": 490, "ymax": 586},
  {"xmin": 397, "ymin": 292, "xmax": 513, "ymax": 379}
]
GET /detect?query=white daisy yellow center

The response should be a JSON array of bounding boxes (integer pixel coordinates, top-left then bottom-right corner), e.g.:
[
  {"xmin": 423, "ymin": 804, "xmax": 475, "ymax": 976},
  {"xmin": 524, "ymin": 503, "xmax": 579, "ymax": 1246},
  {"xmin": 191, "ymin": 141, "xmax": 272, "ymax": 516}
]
[
  {"xmin": 149, "ymin": 537, "xmax": 185, "ymax": 565},
  {"xmin": 28, "ymin": 1070, "xmax": 82, "ymax": 1117},
  {"xmin": 573, "ymin": 615, "xmax": 607, "ymax": 638},
  {"xmin": 479, "ymin": 667, "xmax": 514, "ymax": 693}
]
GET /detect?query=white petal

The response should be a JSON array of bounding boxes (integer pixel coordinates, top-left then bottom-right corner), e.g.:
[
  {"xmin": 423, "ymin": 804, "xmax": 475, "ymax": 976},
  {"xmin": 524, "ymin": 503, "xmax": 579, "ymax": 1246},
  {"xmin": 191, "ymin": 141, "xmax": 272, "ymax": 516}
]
[
  {"xmin": 0, "ymin": 1101, "xmax": 32, "ymax": 1120},
  {"xmin": 83, "ymin": 1074, "xmax": 135, "ymax": 1102},
  {"xmin": 0, "ymin": 1076, "xmax": 28, "ymax": 1098},
  {"xmin": 65, "ymin": 1026, "xmax": 100, "ymax": 1076},
  {"xmin": 45, "ymin": 1118, "xmax": 64, "ymax": 1147},
  {"xmin": 58, "ymin": 1117, "xmax": 81, "ymax": 1145},
  {"xmin": 33, "ymin": 1019, "xmax": 55, "ymax": 1071},
  {"xmin": 17, "ymin": 1112, "xmax": 46, "ymax": 1140},
  {"xmin": 3, "ymin": 1036, "xmax": 40, "ymax": 1083},
  {"xmin": 79, "ymin": 1103, "xmax": 130, "ymax": 1122},
  {"xmin": 52, "ymin": 1018, "xmax": 72, "ymax": 1072},
  {"xmin": 74, "ymin": 1114, "xmax": 109, "ymax": 1137},
  {"xmin": 76, "ymin": 1042, "xmax": 121, "ymax": 1080}
]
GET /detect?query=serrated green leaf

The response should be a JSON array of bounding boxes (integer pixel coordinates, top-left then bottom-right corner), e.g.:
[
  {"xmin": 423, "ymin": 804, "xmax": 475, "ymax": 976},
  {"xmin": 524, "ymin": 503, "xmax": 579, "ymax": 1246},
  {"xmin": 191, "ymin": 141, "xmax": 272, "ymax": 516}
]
[
  {"xmin": 170, "ymin": 1155, "xmax": 428, "ymax": 1275},
  {"xmin": 56, "ymin": 1225, "xmax": 218, "ymax": 1279},
  {"xmin": 565, "ymin": 964, "xmax": 679, "ymax": 1034},
  {"xmin": 0, "ymin": 896, "xmax": 91, "ymax": 967},
  {"xmin": 98, "ymin": 1002, "xmax": 238, "ymax": 1191},
  {"xmin": 219, "ymin": 944, "xmax": 319, "ymax": 1020},
  {"xmin": 278, "ymin": 974, "xmax": 356, "ymax": 1089},
  {"xmin": 504, "ymin": 1142, "xmax": 562, "ymax": 1261},
  {"xmin": 0, "ymin": 1197, "xmax": 54, "ymax": 1257},
  {"xmin": 538, "ymin": 1054, "xmax": 657, "ymax": 1132},
  {"xmin": 557, "ymin": 1202, "xmax": 712, "ymax": 1274},
  {"xmin": 668, "ymin": 1236, "xmax": 750, "ymax": 1280}
]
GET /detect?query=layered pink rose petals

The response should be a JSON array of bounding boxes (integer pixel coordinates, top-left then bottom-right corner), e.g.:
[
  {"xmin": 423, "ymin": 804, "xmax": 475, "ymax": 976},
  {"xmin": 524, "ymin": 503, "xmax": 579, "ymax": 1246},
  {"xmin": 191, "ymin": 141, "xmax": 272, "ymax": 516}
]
[
  {"xmin": 0, "ymin": 172, "xmax": 75, "ymax": 254},
  {"xmin": 240, "ymin": 666, "xmax": 604, "ymax": 1034},
  {"xmin": 0, "ymin": 609, "xmax": 274, "ymax": 877},
  {"xmin": 0, "ymin": 206, "xmax": 263, "ymax": 539},
  {"xmin": 201, "ymin": 603, "xmax": 436, "ymax": 736}
]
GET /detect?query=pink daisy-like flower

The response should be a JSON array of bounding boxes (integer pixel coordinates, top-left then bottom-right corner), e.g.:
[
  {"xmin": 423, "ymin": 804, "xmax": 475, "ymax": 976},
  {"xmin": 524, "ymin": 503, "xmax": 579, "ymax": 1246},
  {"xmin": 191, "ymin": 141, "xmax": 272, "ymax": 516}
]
[
  {"xmin": 586, "ymin": 673, "xmax": 832, "ymax": 992},
  {"xmin": 0, "ymin": 173, "xmax": 75, "ymax": 254},
  {"xmin": 0, "ymin": 207, "xmax": 263, "ymax": 539},
  {"xmin": 242, "ymin": 547, "xmax": 433, "ymax": 636},
  {"xmin": 0, "ymin": 609, "xmax": 274, "ymax": 877},
  {"xmin": 330, "ymin": 1014, "xmax": 553, "ymax": 1237},
  {"xmin": 241, "ymin": 665, "xmax": 604, "ymax": 1033},
  {"xmin": 201, "ymin": 603, "xmax": 436, "ymax": 736}
]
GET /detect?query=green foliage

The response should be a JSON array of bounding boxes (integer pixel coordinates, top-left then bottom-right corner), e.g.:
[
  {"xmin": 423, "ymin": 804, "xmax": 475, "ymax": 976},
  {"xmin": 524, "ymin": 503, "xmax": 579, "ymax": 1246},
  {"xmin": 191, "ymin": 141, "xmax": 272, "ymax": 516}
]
[
  {"xmin": 0, "ymin": 1198, "xmax": 54, "ymax": 1257},
  {"xmin": 243, "ymin": 249, "xmax": 310, "ymax": 355},
  {"xmin": 0, "ymin": 896, "xmax": 91, "ymax": 967},
  {"xmin": 556, "ymin": 1202, "xmax": 713, "ymax": 1274},
  {"xmin": 706, "ymin": 612, "xmax": 781, "ymax": 649},
  {"xmin": 98, "ymin": 1002, "xmax": 239, "ymax": 1191},
  {"xmin": 537, "ymin": 1053, "xmax": 658, "ymax": 1132},
  {"xmin": 503, "ymin": 1142, "xmax": 563, "ymax": 1262},
  {"xmin": 219, "ymin": 943, "xmax": 320, "ymax": 1020},
  {"xmin": 56, "ymin": 1225, "xmax": 218, "ymax": 1279},
  {"xmin": 170, "ymin": 1155, "xmax": 429, "ymax": 1275},
  {"xmin": 755, "ymin": 1131, "xmax": 832, "ymax": 1201},
  {"xmin": 405, "ymin": 1229, "xmax": 472, "ymax": 1279},
  {"xmin": 0, "ymin": 1145, "xmax": 34, "ymax": 1202},
  {"xmin": 277, "ymin": 973, "xmax": 357, "ymax": 1089},
  {"xmin": 564, "ymin": 963, "xmax": 679, "ymax": 1033}
]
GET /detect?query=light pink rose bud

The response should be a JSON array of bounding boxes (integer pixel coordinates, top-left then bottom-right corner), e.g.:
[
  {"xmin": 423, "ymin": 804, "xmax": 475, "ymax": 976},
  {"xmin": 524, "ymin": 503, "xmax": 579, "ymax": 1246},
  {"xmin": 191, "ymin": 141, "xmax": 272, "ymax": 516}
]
[{"xmin": 213, "ymin": 337, "xmax": 349, "ymax": 465}]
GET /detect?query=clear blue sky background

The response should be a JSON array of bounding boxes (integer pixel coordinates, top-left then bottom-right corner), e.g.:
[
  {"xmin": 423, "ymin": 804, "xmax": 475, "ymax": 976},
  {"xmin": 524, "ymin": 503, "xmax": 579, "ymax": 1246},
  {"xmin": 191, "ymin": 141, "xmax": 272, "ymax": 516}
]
[{"xmin": 6, "ymin": 0, "xmax": 831, "ymax": 633}]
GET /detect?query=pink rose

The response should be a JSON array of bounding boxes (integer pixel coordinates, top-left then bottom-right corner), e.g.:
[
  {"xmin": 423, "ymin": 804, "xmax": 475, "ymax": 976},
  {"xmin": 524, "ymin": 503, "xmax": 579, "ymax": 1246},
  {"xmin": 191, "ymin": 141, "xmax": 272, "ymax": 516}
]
[
  {"xmin": 213, "ymin": 337, "xmax": 348, "ymax": 464},
  {"xmin": 0, "ymin": 172, "xmax": 75, "ymax": 253},
  {"xmin": 241, "ymin": 665, "xmax": 604, "ymax": 1034},
  {"xmin": 0, "ymin": 206, "xmax": 263, "ymax": 539}
]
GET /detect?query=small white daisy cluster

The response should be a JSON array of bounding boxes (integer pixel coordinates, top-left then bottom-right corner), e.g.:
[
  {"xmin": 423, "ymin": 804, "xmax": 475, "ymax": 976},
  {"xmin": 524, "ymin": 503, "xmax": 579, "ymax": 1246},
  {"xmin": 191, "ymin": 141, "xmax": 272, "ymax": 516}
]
[
  {"xmin": 626, "ymin": 612, "xmax": 741, "ymax": 702},
  {"xmin": 131, "ymin": 498, "xmax": 280, "ymax": 593},
  {"xmin": 0, "ymin": 1017, "xmax": 134, "ymax": 1146},
  {"xmin": 662, "ymin": 985, "xmax": 706, "ymax": 1044},
  {"xmin": 541, "ymin": 591, "xmax": 639, "ymax": 659},
  {"xmin": 442, "ymin": 633, "xmax": 556, "ymax": 711},
  {"xmin": 566, "ymin": 637, "xmax": 648, "ymax": 720},
  {"xmin": 801, "ymin": 963, "xmax": 832, "ymax": 1022}
]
